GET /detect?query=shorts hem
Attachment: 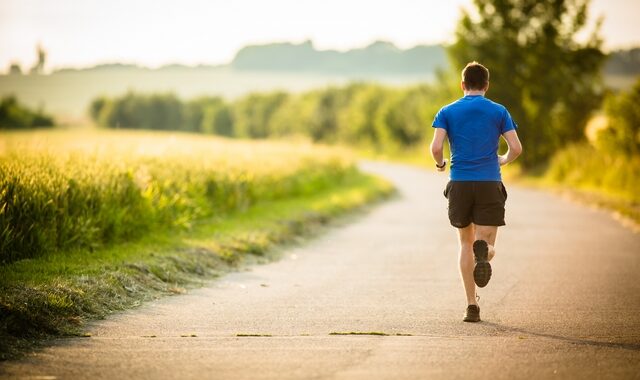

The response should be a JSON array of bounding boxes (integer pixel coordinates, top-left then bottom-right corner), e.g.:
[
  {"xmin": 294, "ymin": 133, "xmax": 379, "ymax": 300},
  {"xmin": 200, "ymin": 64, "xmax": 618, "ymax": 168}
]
[
  {"xmin": 448, "ymin": 221, "xmax": 506, "ymax": 228},
  {"xmin": 473, "ymin": 221, "xmax": 506, "ymax": 227}
]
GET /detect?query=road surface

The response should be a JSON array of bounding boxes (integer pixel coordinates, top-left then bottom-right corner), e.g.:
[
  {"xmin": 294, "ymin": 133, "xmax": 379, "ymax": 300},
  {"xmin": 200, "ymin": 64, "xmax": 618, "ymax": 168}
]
[{"xmin": 2, "ymin": 161, "xmax": 640, "ymax": 379}]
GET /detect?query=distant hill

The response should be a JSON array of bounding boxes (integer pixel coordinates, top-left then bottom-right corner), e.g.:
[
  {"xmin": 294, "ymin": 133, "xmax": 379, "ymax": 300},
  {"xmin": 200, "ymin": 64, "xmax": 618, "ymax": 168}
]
[
  {"xmin": 605, "ymin": 48, "xmax": 640, "ymax": 76},
  {"xmin": 22, "ymin": 41, "xmax": 638, "ymax": 79},
  {"xmin": 231, "ymin": 40, "xmax": 447, "ymax": 74},
  {"xmin": 45, "ymin": 41, "xmax": 446, "ymax": 75},
  {"xmin": 53, "ymin": 63, "xmax": 223, "ymax": 74},
  {"xmin": 54, "ymin": 63, "xmax": 143, "ymax": 73}
]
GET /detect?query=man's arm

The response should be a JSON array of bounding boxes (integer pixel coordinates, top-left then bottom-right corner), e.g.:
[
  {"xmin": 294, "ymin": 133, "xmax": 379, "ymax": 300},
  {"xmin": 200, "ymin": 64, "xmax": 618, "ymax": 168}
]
[
  {"xmin": 499, "ymin": 130, "xmax": 523, "ymax": 166},
  {"xmin": 431, "ymin": 128, "xmax": 448, "ymax": 171}
]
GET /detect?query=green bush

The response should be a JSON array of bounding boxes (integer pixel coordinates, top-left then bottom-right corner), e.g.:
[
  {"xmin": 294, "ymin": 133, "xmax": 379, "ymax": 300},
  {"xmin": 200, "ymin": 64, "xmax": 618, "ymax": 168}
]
[
  {"xmin": 597, "ymin": 78, "xmax": 640, "ymax": 156},
  {"xmin": 0, "ymin": 96, "xmax": 54, "ymax": 129}
]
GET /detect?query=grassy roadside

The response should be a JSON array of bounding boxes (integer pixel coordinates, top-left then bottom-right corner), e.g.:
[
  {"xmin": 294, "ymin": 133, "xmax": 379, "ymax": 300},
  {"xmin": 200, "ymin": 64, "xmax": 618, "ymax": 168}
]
[
  {"xmin": 0, "ymin": 172, "xmax": 394, "ymax": 360},
  {"xmin": 0, "ymin": 129, "xmax": 358, "ymax": 264},
  {"xmin": 504, "ymin": 167, "xmax": 640, "ymax": 230}
]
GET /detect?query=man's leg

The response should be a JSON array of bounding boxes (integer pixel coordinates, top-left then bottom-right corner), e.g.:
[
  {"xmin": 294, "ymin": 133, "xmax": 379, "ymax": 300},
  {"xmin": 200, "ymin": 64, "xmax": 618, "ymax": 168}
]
[
  {"xmin": 457, "ymin": 223, "xmax": 477, "ymax": 306},
  {"xmin": 472, "ymin": 225, "xmax": 498, "ymax": 288},
  {"xmin": 475, "ymin": 225, "xmax": 498, "ymax": 261}
]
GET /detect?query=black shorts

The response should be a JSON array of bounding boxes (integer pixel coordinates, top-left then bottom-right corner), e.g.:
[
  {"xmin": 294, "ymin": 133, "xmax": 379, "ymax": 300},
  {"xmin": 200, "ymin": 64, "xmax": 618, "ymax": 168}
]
[{"xmin": 443, "ymin": 181, "xmax": 508, "ymax": 228}]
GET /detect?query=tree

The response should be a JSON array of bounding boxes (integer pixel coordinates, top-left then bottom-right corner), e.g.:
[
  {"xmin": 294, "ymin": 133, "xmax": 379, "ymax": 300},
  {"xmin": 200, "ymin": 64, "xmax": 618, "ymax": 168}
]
[
  {"xmin": 233, "ymin": 92, "xmax": 288, "ymax": 138},
  {"xmin": 375, "ymin": 85, "xmax": 443, "ymax": 148},
  {"xmin": 145, "ymin": 93, "xmax": 182, "ymax": 130},
  {"xmin": 267, "ymin": 94, "xmax": 314, "ymax": 138},
  {"xmin": 8, "ymin": 62, "xmax": 22, "ymax": 75},
  {"xmin": 89, "ymin": 97, "xmax": 107, "ymax": 122},
  {"xmin": 308, "ymin": 89, "xmax": 337, "ymax": 142},
  {"xmin": 0, "ymin": 96, "xmax": 54, "ymax": 129},
  {"xmin": 30, "ymin": 44, "xmax": 46, "ymax": 75},
  {"xmin": 338, "ymin": 84, "xmax": 387, "ymax": 149},
  {"xmin": 448, "ymin": 0, "xmax": 605, "ymax": 166},
  {"xmin": 201, "ymin": 98, "xmax": 234, "ymax": 136}
]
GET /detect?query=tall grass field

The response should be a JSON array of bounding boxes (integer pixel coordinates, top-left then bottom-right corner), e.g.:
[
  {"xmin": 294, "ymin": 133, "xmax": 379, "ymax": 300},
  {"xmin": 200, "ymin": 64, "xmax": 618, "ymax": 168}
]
[{"xmin": 0, "ymin": 129, "xmax": 357, "ymax": 263}]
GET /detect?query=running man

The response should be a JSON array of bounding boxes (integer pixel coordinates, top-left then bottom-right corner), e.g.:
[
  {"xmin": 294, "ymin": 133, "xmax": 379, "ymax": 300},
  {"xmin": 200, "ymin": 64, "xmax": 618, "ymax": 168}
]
[{"xmin": 430, "ymin": 61, "xmax": 522, "ymax": 322}]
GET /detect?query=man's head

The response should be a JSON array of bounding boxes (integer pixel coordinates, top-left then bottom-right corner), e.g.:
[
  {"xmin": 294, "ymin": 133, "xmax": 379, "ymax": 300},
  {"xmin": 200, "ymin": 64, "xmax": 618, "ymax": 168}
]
[{"xmin": 461, "ymin": 61, "xmax": 490, "ymax": 92}]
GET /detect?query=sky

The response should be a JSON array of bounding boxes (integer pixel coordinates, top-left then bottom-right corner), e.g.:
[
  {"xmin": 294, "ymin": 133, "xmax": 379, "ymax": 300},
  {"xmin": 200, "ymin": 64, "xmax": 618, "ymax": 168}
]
[{"xmin": 0, "ymin": 0, "xmax": 638, "ymax": 71}]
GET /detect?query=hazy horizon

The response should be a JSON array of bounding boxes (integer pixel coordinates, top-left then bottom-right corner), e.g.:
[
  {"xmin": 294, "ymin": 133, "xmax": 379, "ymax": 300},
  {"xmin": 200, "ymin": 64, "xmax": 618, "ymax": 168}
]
[
  {"xmin": 4, "ymin": 39, "xmax": 446, "ymax": 73},
  {"xmin": 2, "ymin": 0, "xmax": 639, "ymax": 72}
]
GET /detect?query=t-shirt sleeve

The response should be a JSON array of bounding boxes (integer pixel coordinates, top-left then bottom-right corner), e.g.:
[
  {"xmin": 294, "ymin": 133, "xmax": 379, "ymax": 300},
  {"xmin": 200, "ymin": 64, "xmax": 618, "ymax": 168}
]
[
  {"xmin": 432, "ymin": 108, "xmax": 448, "ymax": 132},
  {"xmin": 500, "ymin": 108, "xmax": 517, "ymax": 134}
]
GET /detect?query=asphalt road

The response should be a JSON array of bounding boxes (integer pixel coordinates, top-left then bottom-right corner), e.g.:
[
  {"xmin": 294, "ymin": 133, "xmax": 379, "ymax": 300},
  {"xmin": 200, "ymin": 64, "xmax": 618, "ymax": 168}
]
[{"xmin": 2, "ymin": 161, "xmax": 640, "ymax": 380}]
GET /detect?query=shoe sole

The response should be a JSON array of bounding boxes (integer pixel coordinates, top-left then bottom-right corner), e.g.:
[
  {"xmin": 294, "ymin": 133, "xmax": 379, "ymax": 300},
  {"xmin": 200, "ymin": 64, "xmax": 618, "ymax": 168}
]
[{"xmin": 473, "ymin": 240, "xmax": 492, "ymax": 288}]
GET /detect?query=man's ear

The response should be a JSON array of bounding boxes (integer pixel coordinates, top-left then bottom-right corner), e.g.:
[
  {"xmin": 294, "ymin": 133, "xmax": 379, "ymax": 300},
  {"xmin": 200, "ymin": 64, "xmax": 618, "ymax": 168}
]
[
  {"xmin": 484, "ymin": 82, "xmax": 490, "ymax": 92},
  {"xmin": 461, "ymin": 81, "xmax": 466, "ymax": 91}
]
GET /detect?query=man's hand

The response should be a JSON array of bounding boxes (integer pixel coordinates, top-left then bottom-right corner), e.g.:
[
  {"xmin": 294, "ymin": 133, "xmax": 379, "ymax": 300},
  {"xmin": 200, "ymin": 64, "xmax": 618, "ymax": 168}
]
[{"xmin": 436, "ymin": 159, "xmax": 447, "ymax": 172}]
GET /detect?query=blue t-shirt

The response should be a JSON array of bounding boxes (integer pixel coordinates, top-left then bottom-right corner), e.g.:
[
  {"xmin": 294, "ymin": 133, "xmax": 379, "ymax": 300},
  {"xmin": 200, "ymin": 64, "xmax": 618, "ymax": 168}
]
[{"xmin": 432, "ymin": 95, "xmax": 517, "ymax": 181}]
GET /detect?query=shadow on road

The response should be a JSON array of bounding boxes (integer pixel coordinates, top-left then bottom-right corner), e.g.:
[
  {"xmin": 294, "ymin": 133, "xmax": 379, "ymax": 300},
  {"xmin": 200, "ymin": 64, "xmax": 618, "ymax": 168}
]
[{"xmin": 481, "ymin": 322, "xmax": 640, "ymax": 352}]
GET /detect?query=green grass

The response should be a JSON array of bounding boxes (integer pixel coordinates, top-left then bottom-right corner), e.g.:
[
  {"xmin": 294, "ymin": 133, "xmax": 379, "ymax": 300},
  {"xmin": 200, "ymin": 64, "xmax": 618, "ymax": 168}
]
[
  {"xmin": 544, "ymin": 144, "xmax": 640, "ymax": 203},
  {"xmin": 508, "ymin": 177, "xmax": 640, "ymax": 229},
  {"xmin": 0, "ymin": 129, "xmax": 356, "ymax": 263},
  {"xmin": 0, "ymin": 171, "xmax": 394, "ymax": 360},
  {"xmin": 509, "ymin": 143, "xmax": 640, "ymax": 226}
]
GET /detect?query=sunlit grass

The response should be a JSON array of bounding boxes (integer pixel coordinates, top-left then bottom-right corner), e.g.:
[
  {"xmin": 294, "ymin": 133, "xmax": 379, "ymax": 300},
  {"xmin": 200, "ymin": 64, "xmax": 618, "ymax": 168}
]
[{"xmin": 0, "ymin": 129, "xmax": 355, "ymax": 263}]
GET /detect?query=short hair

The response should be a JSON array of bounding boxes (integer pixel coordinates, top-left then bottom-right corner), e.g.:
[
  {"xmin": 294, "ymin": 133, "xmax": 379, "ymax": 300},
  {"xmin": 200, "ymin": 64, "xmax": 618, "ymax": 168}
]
[{"xmin": 462, "ymin": 61, "xmax": 489, "ymax": 90}]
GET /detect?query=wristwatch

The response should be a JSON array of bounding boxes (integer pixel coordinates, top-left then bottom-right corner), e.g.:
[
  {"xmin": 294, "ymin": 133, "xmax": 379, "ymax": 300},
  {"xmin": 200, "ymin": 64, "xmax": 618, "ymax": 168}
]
[{"xmin": 436, "ymin": 160, "xmax": 447, "ymax": 169}]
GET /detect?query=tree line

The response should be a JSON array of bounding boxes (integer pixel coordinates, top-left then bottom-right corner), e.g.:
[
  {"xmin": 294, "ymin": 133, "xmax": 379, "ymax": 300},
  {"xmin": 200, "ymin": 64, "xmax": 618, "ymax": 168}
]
[{"xmin": 89, "ymin": 83, "xmax": 450, "ymax": 153}]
